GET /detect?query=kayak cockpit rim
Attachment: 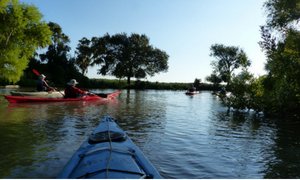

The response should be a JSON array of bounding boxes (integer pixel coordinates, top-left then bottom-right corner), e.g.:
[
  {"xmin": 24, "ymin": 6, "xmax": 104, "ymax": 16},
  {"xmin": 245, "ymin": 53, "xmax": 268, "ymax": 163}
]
[{"xmin": 57, "ymin": 115, "xmax": 161, "ymax": 179}]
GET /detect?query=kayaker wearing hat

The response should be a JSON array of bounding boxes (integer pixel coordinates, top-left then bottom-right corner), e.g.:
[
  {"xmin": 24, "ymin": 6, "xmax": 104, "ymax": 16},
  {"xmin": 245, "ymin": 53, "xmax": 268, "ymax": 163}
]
[
  {"xmin": 36, "ymin": 74, "xmax": 55, "ymax": 92},
  {"xmin": 64, "ymin": 79, "xmax": 89, "ymax": 98}
]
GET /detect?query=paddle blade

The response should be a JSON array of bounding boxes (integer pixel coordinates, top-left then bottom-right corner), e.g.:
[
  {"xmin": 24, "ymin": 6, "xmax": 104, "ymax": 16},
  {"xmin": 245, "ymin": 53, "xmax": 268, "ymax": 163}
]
[{"xmin": 32, "ymin": 69, "xmax": 40, "ymax": 76}]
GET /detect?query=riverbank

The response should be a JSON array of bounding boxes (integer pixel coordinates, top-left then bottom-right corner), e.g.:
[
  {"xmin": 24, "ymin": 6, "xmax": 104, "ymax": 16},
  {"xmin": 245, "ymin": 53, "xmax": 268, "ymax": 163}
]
[{"xmin": 8, "ymin": 78, "xmax": 219, "ymax": 91}]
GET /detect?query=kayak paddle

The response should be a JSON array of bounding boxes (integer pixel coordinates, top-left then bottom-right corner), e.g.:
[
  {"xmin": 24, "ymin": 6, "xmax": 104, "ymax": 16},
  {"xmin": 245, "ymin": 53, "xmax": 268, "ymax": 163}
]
[{"xmin": 32, "ymin": 69, "xmax": 65, "ymax": 97}]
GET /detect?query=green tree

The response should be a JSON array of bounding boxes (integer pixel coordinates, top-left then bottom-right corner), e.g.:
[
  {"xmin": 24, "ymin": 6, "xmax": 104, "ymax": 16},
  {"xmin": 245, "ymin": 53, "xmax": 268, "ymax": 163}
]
[
  {"xmin": 247, "ymin": 75, "xmax": 266, "ymax": 113},
  {"xmin": 260, "ymin": 29, "xmax": 300, "ymax": 115},
  {"xmin": 206, "ymin": 73, "xmax": 222, "ymax": 88},
  {"xmin": 226, "ymin": 70, "xmax": 254, "ymax": 111},
  {"xmin": 264, "ymin": 0, "xmax": 300, "ymax": 30},
  {"xmin": 0, "ymin": 0, "xmax": 51, "ymax": 83},
  {"xmin": 206, "ymin": 73, "xmax": 222, "ymax": 83},
  {"xmin": 39, "ymin": 22, "xmax": 71, "ymax": 64},
  {"xmin": 75, "ymin": 37, "xmax": 93, "ymax": 75},
  {"xmin": 209, "ymin": 44, "xmax": 251, "ymax": 90},
  {"xmin": 34, "ymin": 22, "xmax": 83, "ymax": 85},
  {"xmin": 259, "ymin": 0, "xmax": 300, "ymax": 116},
  {"xmin": 90, "ymin": 33, "xmax": 169, "ymax": 85}
]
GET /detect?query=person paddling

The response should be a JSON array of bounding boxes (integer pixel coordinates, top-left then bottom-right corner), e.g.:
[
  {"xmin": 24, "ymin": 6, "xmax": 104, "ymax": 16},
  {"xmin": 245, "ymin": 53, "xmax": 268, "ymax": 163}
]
[
  {"xmin": 64, "ymin": 79, "xmax": 89, "ymax": 98},
  {"xmin": 36, "ymin": 74, "xmax": 55, "ymax": 92},
  {"xmin": 188, "ymin": 84, "xmax": 196, "ymax": 92}
]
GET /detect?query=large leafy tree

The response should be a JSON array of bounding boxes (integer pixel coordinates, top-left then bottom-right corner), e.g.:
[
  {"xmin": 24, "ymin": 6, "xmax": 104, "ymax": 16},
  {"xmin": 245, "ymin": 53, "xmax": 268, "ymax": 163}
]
[
  {"xmin": 209, "ymin": 44, "xmax": 251, "ymax": 89},
  {"xmin": 0, "ymin": 0, "xmax": 52, "ymax": 83},
  {"xmin": 75, "ymin": 37, "xmax": 93, "ymax": 75},
  {"xmin": 39, "ymin": 22, "xmax": 71, "ymax": 64},
  {"xmin": 259, "ymin": 0, "xmax": 300, "ymax": 116},
  {"xmin": 260, "ymin": 28, "xmax": 300, "ymax": 115},
  {"xmin": 90, "ymin": 33, "xmax": 169, "ymax": 85},
  {"xmin": 206, "ymin": 73, "xmax": 222, "ymax": 88},
  {"xmin": 226, "ymin": 70, "xmax": 254, "ymax": 111},
  {"xmin": 264, "ymin": 0, "xmax": 300, "ymax": 30},
  {"xmin": 33, "ymin": 22, "xmax": 83, "ymax": 85}
]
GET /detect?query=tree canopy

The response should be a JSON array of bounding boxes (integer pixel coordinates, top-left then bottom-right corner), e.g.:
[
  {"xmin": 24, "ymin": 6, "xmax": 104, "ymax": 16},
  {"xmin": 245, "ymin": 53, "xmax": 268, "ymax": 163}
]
[
  {"xmin": 259, "ymin": 0, "xmax": 300, "ymax": 116},
  {"xmin": 0, "ymin": 0, "xmax": 52, "ymax": 83},
  {"xmin": 75, "ymin": 37, "xmax": 93, "ymax": 75},
  {"xmin": 27, "ymin": 22, "xmax": 85, "ymax": 86},
  {"xmin": 209, "ymin": 44, "xmax": 251, "ymax": 89},
  {"xmin": 264, "ymin": 0, "xmax": 300, "ymax": 30},
  {"xmin": 76, "ymin": 33, "xmax": 169, "ymax": 85}
]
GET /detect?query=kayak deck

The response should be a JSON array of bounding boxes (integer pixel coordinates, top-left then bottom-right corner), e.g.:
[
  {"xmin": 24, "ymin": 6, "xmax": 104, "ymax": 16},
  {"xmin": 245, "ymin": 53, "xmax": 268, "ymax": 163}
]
[
  {"xmin": 4, "ymin": 90, "xmax": 121, "ymax": 103},
  {"xmin": 10, "ymin": 90, "xmax": 64, "ymax": 98},
  {"xmin": 57, "ymin": 116, "xmax": 161, "ymax": 179}
]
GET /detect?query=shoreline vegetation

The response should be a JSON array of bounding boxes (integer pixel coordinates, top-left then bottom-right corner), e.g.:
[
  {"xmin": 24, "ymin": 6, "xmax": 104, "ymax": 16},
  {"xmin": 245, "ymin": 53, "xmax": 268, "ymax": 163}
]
[
  {"xmin": 1, "ymin": 0, "xmax": 300, "ymax": 119},
  {"xmin": 1, "ymin": 78, "xmax": 219, "ymax": 91}
]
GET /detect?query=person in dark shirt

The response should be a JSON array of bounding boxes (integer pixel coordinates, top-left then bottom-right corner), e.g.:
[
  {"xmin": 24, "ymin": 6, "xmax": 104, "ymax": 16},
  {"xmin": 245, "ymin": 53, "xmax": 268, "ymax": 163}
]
[
  {"xmin": 36, "ymin": 74, "xmax": 54, "ymax": 92},
  {"xmin": 64, "ymin": 79, "xmax": 89, "ymax": 98}
]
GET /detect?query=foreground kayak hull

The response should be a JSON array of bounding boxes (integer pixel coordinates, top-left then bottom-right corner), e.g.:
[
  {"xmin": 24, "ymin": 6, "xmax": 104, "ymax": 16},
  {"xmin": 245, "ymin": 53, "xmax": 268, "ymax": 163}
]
[
  {"xmin": 58, "ymin": 116, "xmax": 162, "ymax": 179},
  {"xmin": 4, "ymin": 90, "xmax": 121, "ymax": 103},
  {"xmin": 10, "ymin": 91, "xmax": 64, "ymax": 98}
]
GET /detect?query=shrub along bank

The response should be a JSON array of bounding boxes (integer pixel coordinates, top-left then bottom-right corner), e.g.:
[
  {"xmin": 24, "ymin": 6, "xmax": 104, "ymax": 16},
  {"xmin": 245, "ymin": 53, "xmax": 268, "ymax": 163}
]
[{"xmin": 7, "ymin": 77, "xmax": 218, "ymax": 91}]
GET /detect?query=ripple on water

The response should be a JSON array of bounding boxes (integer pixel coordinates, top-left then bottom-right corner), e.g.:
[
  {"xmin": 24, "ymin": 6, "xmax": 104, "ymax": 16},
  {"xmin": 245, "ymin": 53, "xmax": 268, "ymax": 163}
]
[{"xmin": 0, "ymin": 90, "xmax": 295, "ymax": 179}]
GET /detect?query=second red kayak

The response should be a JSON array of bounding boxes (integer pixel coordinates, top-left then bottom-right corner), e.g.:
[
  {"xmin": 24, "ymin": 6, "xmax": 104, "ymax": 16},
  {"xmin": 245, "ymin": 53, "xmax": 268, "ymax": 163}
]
[{"xmin": 4, "ymin": 90, "xmax": 121, "ymax": 103}]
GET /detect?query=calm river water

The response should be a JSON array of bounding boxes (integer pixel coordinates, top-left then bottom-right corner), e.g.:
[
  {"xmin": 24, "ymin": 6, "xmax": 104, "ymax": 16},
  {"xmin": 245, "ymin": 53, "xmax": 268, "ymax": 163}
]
[{"xmin": 0, "ymin": 89, "xmax": 300, "ymax": 178}]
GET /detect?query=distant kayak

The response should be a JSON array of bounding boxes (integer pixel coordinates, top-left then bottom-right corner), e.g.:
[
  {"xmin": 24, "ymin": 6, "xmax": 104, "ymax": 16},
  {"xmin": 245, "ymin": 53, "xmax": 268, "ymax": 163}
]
[
  {"xmin": 185, "ymin": 91, "xmax": 199, "ymax": 95},
  {"xmin": 4, "ymin": 90, "xmax": 121, "ymax": 103},
  {"xmin": 57, "ymin": 116, "xmax": 162, "ymax": 179},
  {"xmin": 10, "ymin": 90, "xmax": 64, "ymax": 98}
]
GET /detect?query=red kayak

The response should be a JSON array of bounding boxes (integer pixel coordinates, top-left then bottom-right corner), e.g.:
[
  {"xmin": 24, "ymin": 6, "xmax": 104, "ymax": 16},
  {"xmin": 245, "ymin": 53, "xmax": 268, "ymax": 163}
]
[{"xmin": 4, "ymin": 90, "xmax": 121, "ymax": 103}]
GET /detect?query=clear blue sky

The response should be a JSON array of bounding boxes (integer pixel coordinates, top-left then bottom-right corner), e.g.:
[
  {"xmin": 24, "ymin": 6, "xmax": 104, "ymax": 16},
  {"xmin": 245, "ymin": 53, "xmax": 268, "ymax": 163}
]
[{"xmin": 21, "ymin": 0, "xmax": 267, "ymax": 83}]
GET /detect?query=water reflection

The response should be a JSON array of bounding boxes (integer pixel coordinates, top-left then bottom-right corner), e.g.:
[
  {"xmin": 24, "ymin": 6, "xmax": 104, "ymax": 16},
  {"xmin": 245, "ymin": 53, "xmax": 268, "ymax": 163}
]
[
  {"xmin": 114, "ymin": 90, "xmax": 167, "ymax": 149},
  {"xmin": 1, "ymin": 90, "xmax": 300, "ymax": 178},
  {"xmin": 0, "ymin": 95, "xmax": 122, "ymax": 178},
  {"xmin": 0, "ymin": 90, "xmax": 168, "ymax": 178},
  {"xmin": 205, "ymin": 111, "xmax": 277, "ymax": 178},
  {"xmin": 263, "ymin": 120, "xmax": 300, "ymax": 178}
]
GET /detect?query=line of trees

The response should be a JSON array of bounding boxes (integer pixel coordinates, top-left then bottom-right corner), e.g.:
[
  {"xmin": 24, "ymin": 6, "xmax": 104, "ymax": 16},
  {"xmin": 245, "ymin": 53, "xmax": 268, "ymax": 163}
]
[
  {"xmin": 75, "ymin": 33, "xmax": 169, "ymax": 86},
  {"xmin": 206, "ymin": 0, "xmax": 300, "ymax": 118},
  {"xmin": 2, "ymin": 0, "xmax": 299, "ymax": 118},
  {"xmin": 0, "ymin": 0, "xmax": 169, "ymax": 88}
]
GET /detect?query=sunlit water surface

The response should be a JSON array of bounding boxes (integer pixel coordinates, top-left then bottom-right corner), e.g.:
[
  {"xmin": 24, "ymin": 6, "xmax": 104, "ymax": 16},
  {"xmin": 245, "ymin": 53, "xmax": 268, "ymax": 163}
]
[{"xmin": 0, "ymin": 89, "xmax": 300, "ymax": 178}]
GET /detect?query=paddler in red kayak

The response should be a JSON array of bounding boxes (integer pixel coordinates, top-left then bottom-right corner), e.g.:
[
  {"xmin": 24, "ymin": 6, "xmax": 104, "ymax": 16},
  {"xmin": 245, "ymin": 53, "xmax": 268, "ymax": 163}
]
[
  {"xmin": 64, "ymin": 79, "xmax": 90, "ymax": 98},
  {"xmin": 37, "ymin": 74, "xmax": 55, "ymax": 92}
]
